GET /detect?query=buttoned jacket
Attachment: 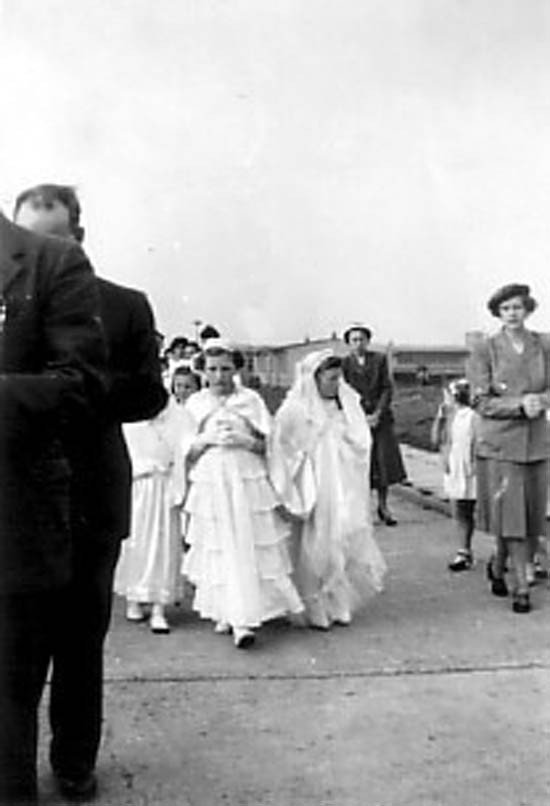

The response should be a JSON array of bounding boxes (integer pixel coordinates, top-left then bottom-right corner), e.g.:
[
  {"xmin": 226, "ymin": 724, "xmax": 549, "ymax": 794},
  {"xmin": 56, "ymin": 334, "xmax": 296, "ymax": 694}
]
[
  {"xmin": 467, "ymin": 329, "xmax": 550, "ymax": 462},
  {"xmin": 341, "ymin": 351, "xmax": 394, "ymax": 423}
]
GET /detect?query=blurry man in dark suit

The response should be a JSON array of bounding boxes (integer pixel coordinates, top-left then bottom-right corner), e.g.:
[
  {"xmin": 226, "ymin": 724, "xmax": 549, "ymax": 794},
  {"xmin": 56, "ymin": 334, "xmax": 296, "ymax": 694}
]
[
  {"xmin": 14, "ymin": 184, "xmax": 167, "ymax": 801},
  {"xmin": 0, "ymin": 211, "xmax": 106, "ymax": 804}
]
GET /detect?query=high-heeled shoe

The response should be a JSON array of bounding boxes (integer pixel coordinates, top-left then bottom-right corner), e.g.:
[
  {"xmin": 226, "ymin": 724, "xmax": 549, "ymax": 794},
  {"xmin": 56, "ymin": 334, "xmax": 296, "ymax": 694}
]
[
  {"xmin": 486, "ymin": 559, "xmax": 508, "ymax": 597},
  {"xmin": 377, "ymin": 507, "xmax": 397, "ymax": 526},
  {"xmin": 512, "ymin": 592, "xmax": 531, "ymax": 614}
]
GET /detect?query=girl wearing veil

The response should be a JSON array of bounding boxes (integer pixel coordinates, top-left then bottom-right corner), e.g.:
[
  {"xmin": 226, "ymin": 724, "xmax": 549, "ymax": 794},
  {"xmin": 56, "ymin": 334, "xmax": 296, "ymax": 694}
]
[{"xmin": 271, "ymin": 350, "xmax": 386, "ymax": 629}]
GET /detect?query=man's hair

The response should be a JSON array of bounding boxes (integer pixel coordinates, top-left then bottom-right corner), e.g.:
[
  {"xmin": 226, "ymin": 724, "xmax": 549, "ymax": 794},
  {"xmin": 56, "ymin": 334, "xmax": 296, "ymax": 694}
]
[{"xmin": 13, "ymin": 184, "xmax": 83, "ymax": 241}]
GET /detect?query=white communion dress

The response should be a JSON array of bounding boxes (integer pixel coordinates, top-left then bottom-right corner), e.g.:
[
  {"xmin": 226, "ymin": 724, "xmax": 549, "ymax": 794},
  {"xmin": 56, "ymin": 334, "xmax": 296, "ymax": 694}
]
[
  {"xmin": 115, "ymin": 400, "xmax": 188, "ymax": 605},
  {"xmin": 271, "ymin": 350, "xmax": 387, "ymax": 628},
  {"xmin": 180, "ymin": 386, "xmax": 304, "ymax": 630}
]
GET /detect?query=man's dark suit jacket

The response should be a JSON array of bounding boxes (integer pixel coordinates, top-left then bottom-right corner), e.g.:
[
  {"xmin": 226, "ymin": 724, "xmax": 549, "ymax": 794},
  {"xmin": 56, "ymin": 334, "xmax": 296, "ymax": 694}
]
[
  {"xmin": 69, "ymin": 277, "xmax": 167, "ymax": 543},
  {"xmin": 0, "ymin": 215, "xmax": 106, "ymax": 594}
]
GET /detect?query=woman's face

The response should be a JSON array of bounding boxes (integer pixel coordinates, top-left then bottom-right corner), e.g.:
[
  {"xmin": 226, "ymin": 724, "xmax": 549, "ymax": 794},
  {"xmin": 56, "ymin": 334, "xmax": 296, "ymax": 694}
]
[
  {"xmin": 315, "ymin": 367, "xmax": 341, "ymax": 399},
  {"xmin": 498, "ymin": 296, "xmax": 528, "ymax": 330},
  {"xmin": 173, "ymin": 374, "xmax": 198, "ymax": 403},
  {"xmin": 204, "ymin": 353, "xmax": 235, "ymax": 396},
  {"xmin": 348, "ymin": 330, "xmax": 369, "ymax": 355}
]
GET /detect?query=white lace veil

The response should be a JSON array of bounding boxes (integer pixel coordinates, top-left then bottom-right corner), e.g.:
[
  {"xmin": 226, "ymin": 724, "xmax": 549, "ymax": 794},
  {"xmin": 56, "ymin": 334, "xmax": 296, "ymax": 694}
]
[{"xmin": 284, "ymin": 349, "xmax": 370, "ymax": 445}]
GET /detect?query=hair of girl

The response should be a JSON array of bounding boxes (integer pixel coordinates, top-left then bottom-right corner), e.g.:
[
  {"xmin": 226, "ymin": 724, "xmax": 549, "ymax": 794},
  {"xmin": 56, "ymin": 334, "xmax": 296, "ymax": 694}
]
[
  {"xmin": 196, "ymin": 345, "xmax": 245, "ymax": 371},
  {"xmin": 170, "ymin": 365, "xmax": 201, "ymax": 394}
]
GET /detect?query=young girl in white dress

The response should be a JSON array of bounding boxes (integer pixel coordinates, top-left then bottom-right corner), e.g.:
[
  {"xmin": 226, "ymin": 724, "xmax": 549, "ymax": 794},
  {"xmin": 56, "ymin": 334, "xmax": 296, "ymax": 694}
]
[
  {"xmin": 271, "ymin": 350, "xmax": 386, "ymax": 629},
  {"xmin": 179, "ymin": 342, "xmax": 304, "ymax": 648},
  {"xmin": 431, "ymin": 378, "xmax": 477, "ymax": 572},
  {"xmin": 115, "ymin": 398, "xmax": 189, "ymax": 633}
]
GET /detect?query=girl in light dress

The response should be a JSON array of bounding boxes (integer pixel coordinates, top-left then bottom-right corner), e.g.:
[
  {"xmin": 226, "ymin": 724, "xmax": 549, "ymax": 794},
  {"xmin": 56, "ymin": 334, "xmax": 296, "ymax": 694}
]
[
  {"xmin": 179, "ymin": 342, "xmax": 304, "ymax": 648},
  {"xmin": 271, "ymin": 350, "xmax": 386, "ymax": 630},
  {"xmin": 115, "ymin": 394, "xmax": 191, "ymax": 634},
  {"xmin": 431, "ymin": 378, "xmax": 477, "ymax": 572}
]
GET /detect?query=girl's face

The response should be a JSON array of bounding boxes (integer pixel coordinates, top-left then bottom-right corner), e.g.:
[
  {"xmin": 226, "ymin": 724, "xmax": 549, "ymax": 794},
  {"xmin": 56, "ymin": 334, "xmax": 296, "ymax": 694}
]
[
  {"xmin": 315, "ymin": 367, "xmax": 341, "ymax": 399},
  {"xmin": 173, "ymin": 374, "xmax": 199, "ymax": 403},
  {"xmin": 183, "ymin": 344, "xmax": 199, "ymax": 359},
  {"xmin": 204, "ymin": 353, "xmax": 236, "ymax": 396},
  {"xmin": 498, "ymin": 296, "xmax": 528, "ymax": 330}
]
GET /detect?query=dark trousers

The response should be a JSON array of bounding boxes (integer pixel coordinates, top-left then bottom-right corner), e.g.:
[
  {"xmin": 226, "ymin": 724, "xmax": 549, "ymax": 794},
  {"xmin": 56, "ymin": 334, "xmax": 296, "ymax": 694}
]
[
  {"xmin": 49, "ymin": 537, "xmax": 122, "ymax": 779},
  {"xmin": 0, "ymin": 591, "xmax": 59, "ymax": 804},
  {"xmin": 0, "ymin": 538, "xmax": 121, "ymax": 804}
]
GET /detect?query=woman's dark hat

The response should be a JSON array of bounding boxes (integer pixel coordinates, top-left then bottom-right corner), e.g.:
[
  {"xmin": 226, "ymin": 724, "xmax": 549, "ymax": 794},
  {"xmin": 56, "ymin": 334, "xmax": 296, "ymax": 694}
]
[
  {"xmin": 342, "ymin": 323, "xmax": 372, "ymax": 344},
  {"xmin": 487, "ymin": 284, "xmax": 534, "ymax": 317}
]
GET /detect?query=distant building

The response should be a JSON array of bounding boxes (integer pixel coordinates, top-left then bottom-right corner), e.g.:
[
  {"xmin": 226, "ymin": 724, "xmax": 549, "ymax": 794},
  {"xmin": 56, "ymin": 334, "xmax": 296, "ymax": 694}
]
[
  {"xmin": 391, "ymin": 344, "xmax": 469, "ymax": 380},
  {"xmin": 239, "ymin": 336, "xmax": 348, "ymax": 387},
  {"xmin": 235, "ymin": 335, "xmax": 472, "ymax": 388}
]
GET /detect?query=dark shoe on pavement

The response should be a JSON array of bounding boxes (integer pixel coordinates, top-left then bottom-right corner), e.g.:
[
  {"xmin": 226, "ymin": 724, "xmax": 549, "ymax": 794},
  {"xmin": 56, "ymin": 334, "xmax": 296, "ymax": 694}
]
[
  {"xmin": 233, "ymin": 627, "xmax": 255, "ymax": 649},
  {"xmin": 54, "ymin": 771, "xmax": 98, "ymax": 802},
  {"xmin": 377, "ymin": 507, "xmax": 397, "ymax": 526},
  {"xmin": 490, "ymin": 577, "xmax": 509, "ymax": 597},
  {"xmin": 486, "ymin": 559, "xmax": 508, "ymax": 596},
  {"xmin": 448, "ymin": 550, "xmax": 473, "ymax": 572},
  {"xmin": 512, "ymin": 592, "xmax": 531, "ymax": 614},
  {"xmin": 534, "ymin": 559, "xmax": 548, "ymax": 580}
]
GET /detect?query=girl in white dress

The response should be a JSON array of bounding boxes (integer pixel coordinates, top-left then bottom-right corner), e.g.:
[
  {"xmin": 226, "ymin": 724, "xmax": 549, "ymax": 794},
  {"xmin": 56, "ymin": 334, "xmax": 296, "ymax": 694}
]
[
  {"xmin": 180, "ymin": 343, "xmax": 304, "ymax": 648},
  {"xmin": 431, "ymin": 378, "xmax": 477, "ymax": 572},
  {"xmin": 271, "ymin": 350, "xmax": 386, "ymax": 630},
  {"xmin": 115, "ymin": 399, "xmax": 189, "ymax": 633}
]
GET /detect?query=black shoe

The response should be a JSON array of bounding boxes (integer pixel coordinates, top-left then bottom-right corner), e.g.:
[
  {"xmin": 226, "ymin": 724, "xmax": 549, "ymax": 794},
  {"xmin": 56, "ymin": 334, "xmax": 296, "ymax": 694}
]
[
  {"xmin": 512, "ymin": 592, "xmax": 531, "ymax": 614},
  {"xmin": 534, "ymin": 561, "xmax": 548, "ymax": 580},
  {"xmin": 486, "ymin": 558, "xmax": 508, "ymax": 596},
  {"xmin": 448, "ymin": 551, "xmax": 473, "ymax": 572},
  {"xmin": 54, "ymin": 771, "xmax": 98, "ymax": 802},
  {"xmin": 490, "ymin": 577, "xmax": 508, "ymax": 597},
  {"xmin": 377, "ymin": 507, "xmax": 397, "ymax": 526}
]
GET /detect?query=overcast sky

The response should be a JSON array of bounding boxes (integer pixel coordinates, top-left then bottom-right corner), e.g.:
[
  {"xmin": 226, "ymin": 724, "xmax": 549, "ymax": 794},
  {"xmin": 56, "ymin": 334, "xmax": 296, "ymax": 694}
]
[{"xmin": 1, "ymin": 0, "xmax": 549, "ymax": 345}]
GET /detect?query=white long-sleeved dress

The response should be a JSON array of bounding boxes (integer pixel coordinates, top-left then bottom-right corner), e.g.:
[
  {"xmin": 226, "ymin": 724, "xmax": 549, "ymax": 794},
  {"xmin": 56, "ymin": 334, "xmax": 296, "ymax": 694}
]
[{"xmin": 114, "ymin": 400, "xmax": 187, "ymax": 605}]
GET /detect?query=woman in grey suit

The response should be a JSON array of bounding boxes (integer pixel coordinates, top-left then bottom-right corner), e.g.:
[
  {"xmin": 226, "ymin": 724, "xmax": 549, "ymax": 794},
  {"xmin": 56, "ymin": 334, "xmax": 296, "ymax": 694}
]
[{"xmin": 468, "ymin": 283, "xmax": 550, "ymax": 613}]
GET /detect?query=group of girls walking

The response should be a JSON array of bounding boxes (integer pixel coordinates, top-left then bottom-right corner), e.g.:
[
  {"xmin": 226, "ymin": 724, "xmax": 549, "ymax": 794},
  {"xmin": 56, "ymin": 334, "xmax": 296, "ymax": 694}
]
[
  {"xmin": 115, "ymin": 279, "xmax": 550, "ymax": 641},
  {"xmin": 115, "ymin": 339, "xmax": 387, "ymax": 647}
]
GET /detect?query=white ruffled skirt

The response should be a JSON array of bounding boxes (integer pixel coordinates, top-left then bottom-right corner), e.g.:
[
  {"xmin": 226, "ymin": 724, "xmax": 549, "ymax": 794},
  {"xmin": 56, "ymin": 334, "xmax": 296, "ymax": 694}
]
[{"xmin": 182, "ymin": 447, "xmax": 304, "ymax": 628}]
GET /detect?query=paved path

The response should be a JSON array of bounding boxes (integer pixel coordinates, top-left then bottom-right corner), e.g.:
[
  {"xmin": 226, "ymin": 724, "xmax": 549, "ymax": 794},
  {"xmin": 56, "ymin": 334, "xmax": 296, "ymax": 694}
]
[{"xmin": 37, "ymin": 482, "xmax": 550, "ymax": 806}]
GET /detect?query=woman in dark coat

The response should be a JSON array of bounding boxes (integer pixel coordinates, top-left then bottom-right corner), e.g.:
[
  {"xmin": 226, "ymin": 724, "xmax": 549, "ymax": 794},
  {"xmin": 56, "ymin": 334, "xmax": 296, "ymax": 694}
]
[
  {"xmin": 341, "ymin": 325, "xmax": 406, "ymax": 525},
  {"xmin": 468, "ymin": 283, "xmax": 550, "ymax": 614}
]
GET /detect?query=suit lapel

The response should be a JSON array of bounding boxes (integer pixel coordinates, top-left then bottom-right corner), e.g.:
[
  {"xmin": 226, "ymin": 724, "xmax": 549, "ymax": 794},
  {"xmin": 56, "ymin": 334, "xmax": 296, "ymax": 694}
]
[{"xmin": 0, "ymin": 215, "xmax": 24, "ymax": 294}]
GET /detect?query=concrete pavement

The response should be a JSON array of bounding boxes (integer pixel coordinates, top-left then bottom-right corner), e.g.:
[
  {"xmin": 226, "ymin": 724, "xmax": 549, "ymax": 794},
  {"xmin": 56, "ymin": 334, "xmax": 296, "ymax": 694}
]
[{"xmin": 36, "ymin": 479, "xmax": 550, "ymax": 806}]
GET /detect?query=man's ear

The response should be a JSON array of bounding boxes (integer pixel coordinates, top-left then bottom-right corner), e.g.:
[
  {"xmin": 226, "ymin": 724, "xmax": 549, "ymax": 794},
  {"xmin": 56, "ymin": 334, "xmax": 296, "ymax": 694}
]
[{"xmin": 74, "ymin": 226, "xmax": 85, "ymax": 244}]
